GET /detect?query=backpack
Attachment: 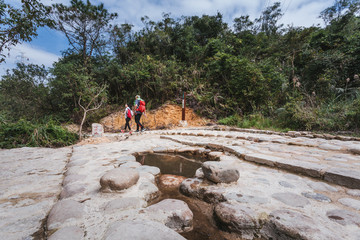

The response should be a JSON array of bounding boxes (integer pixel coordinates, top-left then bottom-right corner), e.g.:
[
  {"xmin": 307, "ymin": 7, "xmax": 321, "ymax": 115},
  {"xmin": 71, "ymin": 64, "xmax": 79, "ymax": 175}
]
[
  {"xmin": 137, "ymin": 100, "xmax": 146, "ymax": 113},
  {"xmin": 126, "ymin": 108, "xmax": 133, "ymax": 119}
]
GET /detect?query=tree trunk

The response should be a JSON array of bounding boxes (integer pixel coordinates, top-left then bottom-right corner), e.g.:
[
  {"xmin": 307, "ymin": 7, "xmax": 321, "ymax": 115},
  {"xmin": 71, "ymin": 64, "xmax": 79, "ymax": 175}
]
[{"xmin": 79, "ymin": 110, "xmax": 87, "ymax": 141}]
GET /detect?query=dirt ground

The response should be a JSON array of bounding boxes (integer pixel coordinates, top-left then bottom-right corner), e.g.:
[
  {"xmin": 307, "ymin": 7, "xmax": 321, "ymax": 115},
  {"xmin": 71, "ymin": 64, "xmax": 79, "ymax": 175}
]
[{"xmin": 100, "ymin": 103, "xmax": 210, "ymax": 132}]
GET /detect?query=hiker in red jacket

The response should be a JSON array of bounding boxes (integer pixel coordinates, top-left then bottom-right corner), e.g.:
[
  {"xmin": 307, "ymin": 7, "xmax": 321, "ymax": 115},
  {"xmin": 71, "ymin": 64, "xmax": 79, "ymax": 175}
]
[
  {"xmin": 133, "ymin": 95, "xmax": 146, "ymax": 132},
  {"xmin": 123, "ymin": 104, "xmax": 133, "ymax": 132}
]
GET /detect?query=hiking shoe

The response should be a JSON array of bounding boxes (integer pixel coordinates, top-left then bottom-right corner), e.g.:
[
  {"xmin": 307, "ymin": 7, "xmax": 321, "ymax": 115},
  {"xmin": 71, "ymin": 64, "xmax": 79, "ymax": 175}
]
[
  {"xmin": 141, "ymin": 128, "xmax": 145, "ymax": 132},
  {"xmin": 135, "ymin": 130, "xmax": 139, "ymax": 132}
]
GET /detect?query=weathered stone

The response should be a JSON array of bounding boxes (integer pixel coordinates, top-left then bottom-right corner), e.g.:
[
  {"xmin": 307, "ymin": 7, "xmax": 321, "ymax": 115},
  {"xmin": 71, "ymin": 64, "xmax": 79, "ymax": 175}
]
[
  {"xmin": 202, "ymin": 161, "xmax": 239, "ymax": 183},
  {"xmin": 145, "ymin": 199, "xmax": 193, "ymax": 232},
  {"xmin": 348, "ymin": 146, "xmax": 360, "ymax": 155},
  {"xmin": 301, "ymin": 192, "xmax": 331, "ymax": 203},
  {"xmin": 347, "ymin": 189, "xmax": 360, "ymax": 197},
  {"xmin": 100, "ymin": 168, "xmax": 139, "ymax": 192},
  {"xmin": 279, "ymin": 181, "xmax": 295, "ymax": 188},
  {"xmin": 47, "ymin": 200, "xmax": 85, "ymax": 230},
  {"xmin": 318, "ymin": 144, "xmax": 343, "ymax": 151},
  {"xmin": 157, "ymin": 174, "xmax": 187, "ymax": 190},
  {"xmin": 136, "ymin": 166, "xmax": 161, "ymax": 176},
  {"xmin": 207, "ymin": 151, "xmax": 223, "ymax": 160},
  {"xmin": 60, "ymin": 184, "xmax": 86, "ymax": 199},
  {"xmin": 326, "ymin": 209, "xmax": 360, "ymax": 226},
  {"xmin": 307, "ymin": 182, "xmax": 338, "ymax": 192},
  {"xmin": 63, "ymin": 174, "xmax": 86, "ymax": 186},
  {"xmin": 153, "ymin": 147, "xmax": 168, "ymax": 153},
  {"xmin": 214, "ymin": 201, "xmax": 261, "ymax": 238},
  {"xmin": 48, "ymin": 226, "xmax": 83, "ymax": 240},
  {"xmin": 138, "ymin": 182, "xmax": 160, "ymax": 202},
  {"xmin": 324, "ymin": 168, "xmax": 360, "ymax": 189},
  {"xmin": 338, "ymin": 198, "xmax": 360, "ymax": 211},
  {"xmin": 244, "ymin": 153, "xmax": 279, "ymax": 167},
  {"xmin": 262, "ymin": 209, "xmax": 325, "ymax": 240},
  {"xmin": 179, "ymin": 178, "xmax": 206, "ymax": 200},
  {"xmin": 103, "ymin": 220, "xmax": 186, "ymax": 240},
  {"xmin": 104, "ymin": 197, "xmax": 142, "ymax": 214},
  {"xmin": 275, "ymin": 159, "xmax": 323, "ymax": 178},
  {"xmin": 272, "ymin": 192, "xmax": 310, "ymax": 208}
]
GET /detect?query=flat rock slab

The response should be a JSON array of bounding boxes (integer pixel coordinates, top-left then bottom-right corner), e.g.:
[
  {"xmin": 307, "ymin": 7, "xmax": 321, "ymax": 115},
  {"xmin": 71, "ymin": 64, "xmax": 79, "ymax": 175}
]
[
  {"xmin": 338, "ymin": 198, "xmax": 360, "ymax": 211},
  {"xmin": 103, "ymin": 219, "xmax": 186, "ymax": 240},
  {"xmin": 301, "ymin": 192, "xmax": 332, "ymax": 203},
  {"xmin": 100, "ymin": 168, "xmax": 139, "ymax": 192},
  {"xmin": 202, "ymin": 161, "xmax": 240, "ymax": 183}
]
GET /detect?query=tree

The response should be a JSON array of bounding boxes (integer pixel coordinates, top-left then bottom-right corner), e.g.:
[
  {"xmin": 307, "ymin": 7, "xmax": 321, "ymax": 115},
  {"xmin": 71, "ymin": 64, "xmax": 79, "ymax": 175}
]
[
  {"xmin": 51, "ymin": 0, "xmax": 117, "ymax": 67},
  {"xmin": 0, "ymin": 63, "xmax": 50, "ymax": 121},
  {"xmin": 255, "ymin": 2, "xmax": 283, "ymax": 35},
  {"xmin": 0, "ymin": 0, "xmax": 53, "ymax": 62}
]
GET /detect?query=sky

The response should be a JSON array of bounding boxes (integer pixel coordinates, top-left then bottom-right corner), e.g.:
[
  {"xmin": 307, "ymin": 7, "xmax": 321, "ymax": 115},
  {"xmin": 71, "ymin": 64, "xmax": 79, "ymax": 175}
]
[{"xmin": 0, "ymin": 0, "xmax": 334, "ymax": 76}]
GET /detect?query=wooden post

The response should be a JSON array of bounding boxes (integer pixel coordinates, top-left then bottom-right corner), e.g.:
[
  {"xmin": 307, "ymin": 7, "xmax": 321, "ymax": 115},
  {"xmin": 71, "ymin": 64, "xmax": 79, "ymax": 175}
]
[{"xmin": 182, "ymin": 92, "xmax": 186, "ymax": 121}]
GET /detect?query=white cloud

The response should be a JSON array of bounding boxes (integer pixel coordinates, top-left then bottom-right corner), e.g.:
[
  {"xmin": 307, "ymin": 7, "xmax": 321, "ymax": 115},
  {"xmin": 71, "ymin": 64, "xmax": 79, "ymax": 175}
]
[{"xmin": 0, "ymin": 43, "xmax": 61, "ymax": 76}]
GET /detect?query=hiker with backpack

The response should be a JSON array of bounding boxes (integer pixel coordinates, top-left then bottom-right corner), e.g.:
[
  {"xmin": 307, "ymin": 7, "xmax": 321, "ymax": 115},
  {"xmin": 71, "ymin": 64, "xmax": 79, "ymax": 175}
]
[
  {"xmin": 123, "ymin": 104, "xmax": 133, "ymax": 132},
  {"xmin": 133, "ymin": 95, "xmax": 146, "ymax": 132}
]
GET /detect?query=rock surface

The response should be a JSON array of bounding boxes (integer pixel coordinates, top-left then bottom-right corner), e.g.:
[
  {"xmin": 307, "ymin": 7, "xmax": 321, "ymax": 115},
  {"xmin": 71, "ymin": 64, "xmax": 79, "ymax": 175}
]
[
  {"xmin": 202, "ymin": 161, "xmax": 240, "ymax": 183},
  {"xmin": 103, "ymin": 219, "xmax": 186, "ymax": 240}
]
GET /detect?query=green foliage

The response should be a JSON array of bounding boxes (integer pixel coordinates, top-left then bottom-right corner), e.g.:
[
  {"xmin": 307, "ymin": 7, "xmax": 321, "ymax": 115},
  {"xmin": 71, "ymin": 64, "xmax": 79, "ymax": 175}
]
[
  {"xmin": 0, "ymin": 119, "xmax": 78, "ymax": 149},
  {"xmin": 0, "ymin": 0, "xmax": 53, "ymax": 62}
]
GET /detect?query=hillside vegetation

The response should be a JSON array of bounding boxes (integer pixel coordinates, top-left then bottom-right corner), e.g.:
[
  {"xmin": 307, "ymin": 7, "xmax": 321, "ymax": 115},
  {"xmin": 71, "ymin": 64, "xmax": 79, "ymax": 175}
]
[{"xmin": 1, "ymin": 0, "xmax": 360, "ymax": 147}]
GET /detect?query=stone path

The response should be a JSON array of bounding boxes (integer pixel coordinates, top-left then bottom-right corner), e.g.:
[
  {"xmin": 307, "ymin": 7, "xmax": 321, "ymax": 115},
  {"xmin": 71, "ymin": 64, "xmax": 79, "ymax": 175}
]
[{"xmin": 0, "ymin": 127, "xmax": 360, "ymax": 239}]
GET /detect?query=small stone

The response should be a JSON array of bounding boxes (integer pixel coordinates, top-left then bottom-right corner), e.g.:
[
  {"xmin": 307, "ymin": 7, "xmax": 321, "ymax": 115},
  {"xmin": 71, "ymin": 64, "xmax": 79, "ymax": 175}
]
[
  {"xmin": 104, "ymin": 197, "xmax": 142, "ymax": 214},
  {"xmin": 195, "ymin": 168, "xmax": 204, "ymax": 178},
  {"xmin": 48, "ymin": 226, "xmax": 83, "ymax": 240},
  {"xmin": 279, "ymin": 181, "xmax": 295, "ymax": 188},
  {"xmin": 47, "ymin": 200, "xmax": 85, "ymax": 230},
  {"xmin": 103, "ymin": 220, "xmax": 186, "ymax": 240},
  {"xmin": 301, "ymin": 192, "xmax": 331, "ymax": 203},
  {"xmin": 338, "ymin": 198, "xmax": 360, "ymax": 211},
  {"xmin": 66, "ymin": 159, "xmax": 89, "ymax": 168},
  {"xmin": 326, "ymin": 209, "xmax": 360, "ymax": 226},
  {"xmin": 100, "ymin": 168, "xmax": 139, "ymax": 192},
  {"xmin": 202, "ymin": 161, "xmax": 239, "ymax": 183},
  {"xmin": 307, "ymin": 182, "xmax": 338, "ymax": 192},
  {"xmin": 272, "ymin": 192, "xmax": 310, "ymax": 208}
]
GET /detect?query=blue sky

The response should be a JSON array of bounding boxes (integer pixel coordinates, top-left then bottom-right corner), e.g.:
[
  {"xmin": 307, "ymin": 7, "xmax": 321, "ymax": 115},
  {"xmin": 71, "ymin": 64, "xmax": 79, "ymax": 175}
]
[{"xmin": 1, "ymin": 0, "xmax": 334, "ymax": 75}]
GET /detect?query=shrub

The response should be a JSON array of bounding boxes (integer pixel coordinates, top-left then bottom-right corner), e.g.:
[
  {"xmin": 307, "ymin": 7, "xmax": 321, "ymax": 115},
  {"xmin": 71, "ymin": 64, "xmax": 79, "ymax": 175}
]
[{"xmin": 0, "ymin": 119, "xmax": 78, "ymax": 149}]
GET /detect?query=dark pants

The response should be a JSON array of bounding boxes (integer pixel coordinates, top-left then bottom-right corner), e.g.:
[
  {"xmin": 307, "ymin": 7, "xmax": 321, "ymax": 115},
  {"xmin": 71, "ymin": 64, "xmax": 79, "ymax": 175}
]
[
  {"xmin": 125, "ymin": 117, "xmax": 131, "ymax": 131},
  {"xmin": 135, "ymin": 113, "xmax": 143, "ymax": 131}
]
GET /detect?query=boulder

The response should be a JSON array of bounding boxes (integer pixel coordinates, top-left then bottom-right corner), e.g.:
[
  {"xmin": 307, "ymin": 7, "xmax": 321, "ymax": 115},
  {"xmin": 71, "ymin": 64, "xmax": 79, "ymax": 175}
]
[
  {"xmin": 202, "ymin": 161, "xmax": 239, "ymax": 183},
  {"xmin": 145, "ymin": 199, "xmax": 193, "ymax": 232},
  {"xmin": 214, "ymin": 201, "xmax": 261, "ymax": 239},
  {"xmin": 100, "ymin": 168, "xmax": 139, "ymax": 192}
]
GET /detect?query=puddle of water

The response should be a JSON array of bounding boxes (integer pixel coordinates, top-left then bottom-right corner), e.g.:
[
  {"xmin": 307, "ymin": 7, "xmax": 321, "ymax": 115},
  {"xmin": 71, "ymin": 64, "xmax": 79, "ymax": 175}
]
[
  {"xmin": 136, "ymin": 153, "xmax": 203, "ymax": 178},
  {"xmin": 138, "ymin": 153, "xmax": 241, "ymax": 240}
]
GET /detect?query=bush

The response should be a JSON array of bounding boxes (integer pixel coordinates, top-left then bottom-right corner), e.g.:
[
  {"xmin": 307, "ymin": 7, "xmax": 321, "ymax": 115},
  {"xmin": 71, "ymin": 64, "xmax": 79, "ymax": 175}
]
[{"xmin": 0, "ymin": 119, "xmax": 78, "ymax": 149}]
